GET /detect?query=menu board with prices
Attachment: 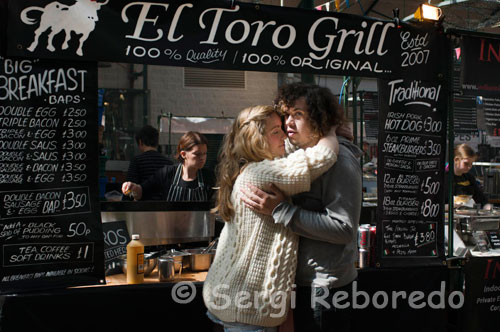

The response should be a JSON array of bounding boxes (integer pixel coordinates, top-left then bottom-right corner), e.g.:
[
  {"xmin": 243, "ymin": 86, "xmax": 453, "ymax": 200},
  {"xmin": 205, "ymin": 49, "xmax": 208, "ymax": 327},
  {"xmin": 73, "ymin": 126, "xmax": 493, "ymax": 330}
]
[
  {"xmin": 376, "ymin": 78, "xmax": 447, "ymax": 267},
  {"xmin": 362, "ymin": 92, "xmax": 379, "ymax": 143},
  {"xmin": 102, "ymin": 221, "xmax": 130, "ymax": 276},
  {"xmin": 0, "ymin": 57, "xmax": 105, "ymax": 293}
]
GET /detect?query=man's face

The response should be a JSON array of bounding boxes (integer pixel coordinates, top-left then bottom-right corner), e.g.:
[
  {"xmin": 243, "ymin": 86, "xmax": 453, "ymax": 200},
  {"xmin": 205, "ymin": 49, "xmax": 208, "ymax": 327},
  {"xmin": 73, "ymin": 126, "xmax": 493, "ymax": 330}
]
[{"xmin": 283, "ymin": 97, "xmax": 316, "ymax": 149}]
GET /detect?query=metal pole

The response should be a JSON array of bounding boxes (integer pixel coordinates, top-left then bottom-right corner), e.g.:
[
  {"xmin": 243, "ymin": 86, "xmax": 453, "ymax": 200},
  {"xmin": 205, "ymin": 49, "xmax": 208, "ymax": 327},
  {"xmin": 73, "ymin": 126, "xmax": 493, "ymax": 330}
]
[
  {"xmin": 343, "ymin": 77, "xmax": 349, "ymax": 119},
  {"xmin": 143, "ymin": 65, "xmax": 148, "ymax": 125},
  {"xmin": 168, "ymin": 112, "xmax": 172, "ymax": 156},
  {"xmin": 352, "ymin": 78, "xmax": 358, "ymax": 146},
  {"xmin": 447, "ymin": 35, "xmax": 455, "ymax": 258},
  {"xmin": 359, "ymin": 91, "xmax": 365, "ymax": 169}
]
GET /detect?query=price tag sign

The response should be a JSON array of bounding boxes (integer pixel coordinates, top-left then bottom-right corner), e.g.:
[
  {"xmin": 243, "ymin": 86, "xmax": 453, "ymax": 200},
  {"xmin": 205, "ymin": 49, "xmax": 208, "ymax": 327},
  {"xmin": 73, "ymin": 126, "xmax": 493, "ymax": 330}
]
[
  {"xmin": 102, "ymin": 221, "xmax": 130, "ymax": 276},
  {"xmin": 0, "ymin": 57, "xmax": 105, "ymax": 293},
  {"xmin": 376, "ymin": 78, "xmax": 447, "ymax": 267},
  {"xmin": 486, "ymin": 231, "xmax": 500, "ymax": 250}
]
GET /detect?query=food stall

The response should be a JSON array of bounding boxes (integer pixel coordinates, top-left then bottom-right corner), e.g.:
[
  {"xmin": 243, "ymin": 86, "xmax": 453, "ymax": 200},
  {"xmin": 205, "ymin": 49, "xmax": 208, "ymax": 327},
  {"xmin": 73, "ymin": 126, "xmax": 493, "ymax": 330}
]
[{"xmin": 0, "ymin": 0, "xmax": 499, "ymax": 331}]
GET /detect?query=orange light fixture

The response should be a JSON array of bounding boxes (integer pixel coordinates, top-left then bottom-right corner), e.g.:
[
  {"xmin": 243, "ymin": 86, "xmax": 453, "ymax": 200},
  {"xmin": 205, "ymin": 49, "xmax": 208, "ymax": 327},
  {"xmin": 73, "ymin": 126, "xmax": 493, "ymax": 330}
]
[{"xmin": 414, "ymin": 4, "xmax": 442, "ymax": 22}]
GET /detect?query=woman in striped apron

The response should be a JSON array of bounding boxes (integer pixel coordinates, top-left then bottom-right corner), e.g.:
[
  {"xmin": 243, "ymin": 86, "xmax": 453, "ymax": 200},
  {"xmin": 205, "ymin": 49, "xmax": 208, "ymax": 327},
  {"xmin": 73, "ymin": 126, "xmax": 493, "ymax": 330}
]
[{"xmin": 122, "ymin": 131, "xmax": 214, "ymax": 202}]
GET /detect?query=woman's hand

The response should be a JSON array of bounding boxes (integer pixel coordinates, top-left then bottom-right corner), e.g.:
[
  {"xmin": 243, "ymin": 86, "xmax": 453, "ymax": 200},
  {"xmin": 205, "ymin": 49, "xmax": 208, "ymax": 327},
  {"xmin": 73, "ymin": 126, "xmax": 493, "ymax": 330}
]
[
  {"xmin": 121, "ymin": 182, "xmax": 143, "ymax": 200},
  {"xmin": 240, "ymin": 184, "xmax": 286, "ymax": 216}
]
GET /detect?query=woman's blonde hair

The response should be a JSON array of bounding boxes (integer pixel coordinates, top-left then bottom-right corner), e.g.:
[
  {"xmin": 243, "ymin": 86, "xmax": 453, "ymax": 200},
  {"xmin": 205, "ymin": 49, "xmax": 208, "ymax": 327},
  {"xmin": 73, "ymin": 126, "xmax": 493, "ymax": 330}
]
[
  {"xmin": 454, "ymin": 143, "xmax": 477, "ymax": 161},
  {"xmin": 213, "ymin": 105, "xmax": 279, "ymax": 221}
]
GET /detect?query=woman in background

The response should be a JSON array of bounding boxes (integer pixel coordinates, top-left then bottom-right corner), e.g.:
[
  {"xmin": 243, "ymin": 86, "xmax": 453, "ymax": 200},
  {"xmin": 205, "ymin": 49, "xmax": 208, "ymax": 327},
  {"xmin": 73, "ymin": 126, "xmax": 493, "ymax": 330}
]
[
  {"xmin": 450, "ymin": 143, "xmax": 490, "ymax": 208},
  {"xmin": 122, "ymin": 131, "xmax": 214, "ymax": 201}
]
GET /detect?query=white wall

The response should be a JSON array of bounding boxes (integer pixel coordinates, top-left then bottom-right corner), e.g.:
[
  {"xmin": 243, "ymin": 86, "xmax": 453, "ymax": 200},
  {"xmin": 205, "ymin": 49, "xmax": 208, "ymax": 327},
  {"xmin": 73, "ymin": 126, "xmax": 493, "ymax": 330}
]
[
  {"xmin": 98, "ymin": 63, "xmax": 277, "ymax": 121},
  {"xmin": 148, "ymin": 66, "xmax": 277, "ymax": 119}
]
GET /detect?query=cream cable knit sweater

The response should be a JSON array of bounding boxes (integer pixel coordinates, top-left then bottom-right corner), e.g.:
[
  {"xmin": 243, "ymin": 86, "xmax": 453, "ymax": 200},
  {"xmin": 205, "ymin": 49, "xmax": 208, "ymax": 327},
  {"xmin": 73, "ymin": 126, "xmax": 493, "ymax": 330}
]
[{"xmin": 203, "ymin": 145, "xmax": 336, "ymax": 327}]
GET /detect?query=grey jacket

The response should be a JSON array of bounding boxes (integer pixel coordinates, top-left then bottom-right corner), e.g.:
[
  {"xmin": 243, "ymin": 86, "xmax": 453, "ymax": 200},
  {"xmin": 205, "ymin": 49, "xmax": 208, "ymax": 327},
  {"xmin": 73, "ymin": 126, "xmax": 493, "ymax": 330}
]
[{"xmin": 273, "ymin": 137, "xmax": 363, "ymax": 288}]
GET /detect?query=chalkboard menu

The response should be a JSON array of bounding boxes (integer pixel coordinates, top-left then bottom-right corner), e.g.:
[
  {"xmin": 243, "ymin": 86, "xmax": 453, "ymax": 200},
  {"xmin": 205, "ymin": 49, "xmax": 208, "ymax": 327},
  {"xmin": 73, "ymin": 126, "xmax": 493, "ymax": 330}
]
[
  {"xmin": 102, "ymin": 220, "xmax": 130, "ymax": 276},
  {"xmin": 376, "ymin": 78, "xmax": 447, "ymax": 267},
  {"xmin": 362, "ymin": 92, "xmax": 379, "ymax": 143},
  {"xmin": 0, "ymin": 57, "xmax": 105, "ymax": 293}
]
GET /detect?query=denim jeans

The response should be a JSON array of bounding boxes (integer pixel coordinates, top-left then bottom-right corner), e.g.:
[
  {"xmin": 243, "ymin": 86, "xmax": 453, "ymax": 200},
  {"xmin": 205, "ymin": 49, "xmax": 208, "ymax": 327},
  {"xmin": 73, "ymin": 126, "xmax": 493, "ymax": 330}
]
[
  {"xmin": 207, "ymin": 311, "xmax": 278, "ymax": 332},
  {"xmin": 294, "ymin": 283, "xmax": 354, "ymax": 332}
]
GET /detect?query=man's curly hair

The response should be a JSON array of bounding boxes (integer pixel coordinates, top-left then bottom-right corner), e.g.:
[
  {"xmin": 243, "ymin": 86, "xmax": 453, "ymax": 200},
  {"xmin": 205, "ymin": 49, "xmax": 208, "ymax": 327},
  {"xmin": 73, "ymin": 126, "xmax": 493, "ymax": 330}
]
[{"xmin": 273, "ymin": 83, "xmax": 345, "ymax": 138}]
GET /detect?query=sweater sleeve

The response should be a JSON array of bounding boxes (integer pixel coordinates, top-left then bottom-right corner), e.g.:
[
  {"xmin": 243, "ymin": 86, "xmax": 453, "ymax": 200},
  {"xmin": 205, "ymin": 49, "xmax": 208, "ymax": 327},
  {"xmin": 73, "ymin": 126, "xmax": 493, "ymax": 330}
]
[
  {"xmin": 272, "ymin": 148, "xmax": 362, "ymax": 244},
  {"xmin": 244, "ymin": 145, "xmax": 336, "ymax": 197}
]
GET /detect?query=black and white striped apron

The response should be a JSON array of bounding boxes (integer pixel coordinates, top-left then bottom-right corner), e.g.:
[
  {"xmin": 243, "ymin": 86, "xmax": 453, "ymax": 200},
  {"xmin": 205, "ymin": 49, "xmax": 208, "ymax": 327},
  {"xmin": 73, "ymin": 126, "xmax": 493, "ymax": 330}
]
[{"xmin": 166, "ymin": 164, "xmax": 208, "ymax": 202}]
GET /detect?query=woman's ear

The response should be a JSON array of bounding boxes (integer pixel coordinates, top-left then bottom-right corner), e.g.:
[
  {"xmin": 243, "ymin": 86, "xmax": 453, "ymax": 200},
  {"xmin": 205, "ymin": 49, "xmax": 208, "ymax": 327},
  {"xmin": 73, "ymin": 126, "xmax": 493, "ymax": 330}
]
[{"xmin": 180, "ymin": 150, "xmax": 186, "ymax": 160}]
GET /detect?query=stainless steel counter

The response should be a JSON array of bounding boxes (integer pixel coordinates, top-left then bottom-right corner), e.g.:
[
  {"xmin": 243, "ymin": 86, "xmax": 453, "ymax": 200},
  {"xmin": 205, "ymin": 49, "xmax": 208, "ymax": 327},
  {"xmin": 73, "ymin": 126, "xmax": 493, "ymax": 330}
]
[{"xmin": 100, "ymin": 201, "xmax": 215, "ymax": 246}]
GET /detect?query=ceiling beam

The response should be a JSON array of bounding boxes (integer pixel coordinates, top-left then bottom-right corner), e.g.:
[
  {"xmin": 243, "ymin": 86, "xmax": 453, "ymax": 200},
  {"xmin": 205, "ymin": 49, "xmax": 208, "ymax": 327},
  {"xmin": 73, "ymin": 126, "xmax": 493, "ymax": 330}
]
[{"xmin": 364, "ymin": 0, "xmax": 380, "ymax": 16}]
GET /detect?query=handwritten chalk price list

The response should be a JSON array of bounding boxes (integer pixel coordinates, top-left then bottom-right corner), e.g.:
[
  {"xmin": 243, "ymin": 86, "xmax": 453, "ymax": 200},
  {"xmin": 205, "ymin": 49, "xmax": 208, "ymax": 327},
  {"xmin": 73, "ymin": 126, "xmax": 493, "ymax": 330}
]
[
  {"xmin": 0, "ymin": 57, "xmax": 104, "ymax": 293},
  {"xmin": 376, "ymin": 78, "xmax": 447, "ymax": 267}
]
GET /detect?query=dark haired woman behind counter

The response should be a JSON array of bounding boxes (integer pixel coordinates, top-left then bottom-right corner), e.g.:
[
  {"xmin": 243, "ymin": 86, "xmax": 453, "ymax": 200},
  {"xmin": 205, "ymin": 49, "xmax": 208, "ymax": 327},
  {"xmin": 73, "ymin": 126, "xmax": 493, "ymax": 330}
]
[{"xmin": 122, "ymin": 131, "xmax": 215, "ymax": 202}]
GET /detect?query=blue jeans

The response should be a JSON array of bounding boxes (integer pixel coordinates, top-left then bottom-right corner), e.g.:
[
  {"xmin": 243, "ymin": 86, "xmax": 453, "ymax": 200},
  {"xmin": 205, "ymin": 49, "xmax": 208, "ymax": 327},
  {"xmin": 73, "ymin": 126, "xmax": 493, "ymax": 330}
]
[{"xmin": 207, "ymin": 311, "xmax": 278, "ymax": 332}]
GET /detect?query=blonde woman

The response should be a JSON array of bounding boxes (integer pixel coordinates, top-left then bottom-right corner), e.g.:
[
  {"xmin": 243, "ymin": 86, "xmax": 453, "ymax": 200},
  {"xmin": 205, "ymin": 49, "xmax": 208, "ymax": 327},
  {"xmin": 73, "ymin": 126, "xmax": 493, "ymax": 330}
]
[
  {"xmin": 450, "ymin": 143, "xmax": 490, "ymax": 208},
  {"xmin": 203, "ymin": 105, "xmax": 341, "ymax": 331}
]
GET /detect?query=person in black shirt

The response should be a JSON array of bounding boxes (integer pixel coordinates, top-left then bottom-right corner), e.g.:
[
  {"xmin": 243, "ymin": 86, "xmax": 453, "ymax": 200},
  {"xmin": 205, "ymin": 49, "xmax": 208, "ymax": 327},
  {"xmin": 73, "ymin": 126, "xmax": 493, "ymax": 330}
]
[
  {"xmin": 125, "ymin": 125, "xmax": 172, "ymax": 200},
  {"xmin": 450, "ymin": 143, "xmax": 490, "ymax": 207},
  {"xmin": 122, "ymin": 131, "xmax": 214, "ymax": 202}
]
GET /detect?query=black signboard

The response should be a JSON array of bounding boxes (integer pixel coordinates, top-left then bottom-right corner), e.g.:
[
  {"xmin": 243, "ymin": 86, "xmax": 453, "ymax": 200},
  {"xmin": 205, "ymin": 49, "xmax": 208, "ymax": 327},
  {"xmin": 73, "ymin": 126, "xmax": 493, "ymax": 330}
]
[
  {"xmin": 478, "ymin": 96, "xmax": 500, "ymax": 137},
  {"xmin": 453, "ymin": 95, "xmax": 478, "ymax": 135},
  {"xmin": 0, "ymin": 57, "xmax": 105, "ymax": 293},
  {"xmin": 486, "ymin": 231, "xmax": 500, "ymax": 250},
  {"xmin": 463, "ymin": 257, "xmax": 500, "ymax": 332},
  {"xmin": 5, "ymin": 0, "xmax": 446, "ymax": 81},
  {"xmin": 461, "ymin": 35, "xmax": 500, "ymax": 97},
  {"xmin": 376, "ymin": 78, "xmax": 447, "ymax": 267},
  {"xmin": 362, "ymin": 91, "xmax": 379, "ymax": 143},
  {"xmin": 102, "ymin": 220, "xmax": 130, "ymax": 276}
]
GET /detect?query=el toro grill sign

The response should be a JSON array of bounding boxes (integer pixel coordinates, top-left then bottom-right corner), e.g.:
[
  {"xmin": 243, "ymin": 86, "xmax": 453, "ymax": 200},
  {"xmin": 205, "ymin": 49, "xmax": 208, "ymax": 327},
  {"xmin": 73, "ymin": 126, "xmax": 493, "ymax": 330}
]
[{"xmin": 5, "ymin": 0, "xmax": 446, "ymax": 80}]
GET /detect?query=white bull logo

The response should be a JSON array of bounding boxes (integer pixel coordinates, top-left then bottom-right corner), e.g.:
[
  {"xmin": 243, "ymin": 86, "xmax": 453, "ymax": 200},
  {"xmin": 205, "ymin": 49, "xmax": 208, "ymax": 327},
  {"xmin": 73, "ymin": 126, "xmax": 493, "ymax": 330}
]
[{"xmin": 20, "ymin": 0, "xmax": 109, "ymax": 56}]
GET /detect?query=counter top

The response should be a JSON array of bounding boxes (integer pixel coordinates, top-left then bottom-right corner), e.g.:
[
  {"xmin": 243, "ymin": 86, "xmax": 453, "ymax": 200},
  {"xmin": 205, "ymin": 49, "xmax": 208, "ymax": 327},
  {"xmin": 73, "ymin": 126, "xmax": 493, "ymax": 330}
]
[
  {"xmin": 0, "ymin": 265, "xmax": 456, "ymax": 332},
  {"xmin": 100, "ymin": 201, "xmax": 212, "ymax": 211},
  {"xmin": 105, "ymin": 270, "xmax": 208, "ymax": 286}
]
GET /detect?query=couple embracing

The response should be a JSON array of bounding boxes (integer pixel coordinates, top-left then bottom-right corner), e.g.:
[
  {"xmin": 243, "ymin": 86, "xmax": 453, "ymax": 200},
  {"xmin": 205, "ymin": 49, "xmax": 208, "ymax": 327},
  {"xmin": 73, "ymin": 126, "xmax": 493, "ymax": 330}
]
[{"xmin": 203, "ymin": 83, "xmax": 362, "ymax": 332}]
